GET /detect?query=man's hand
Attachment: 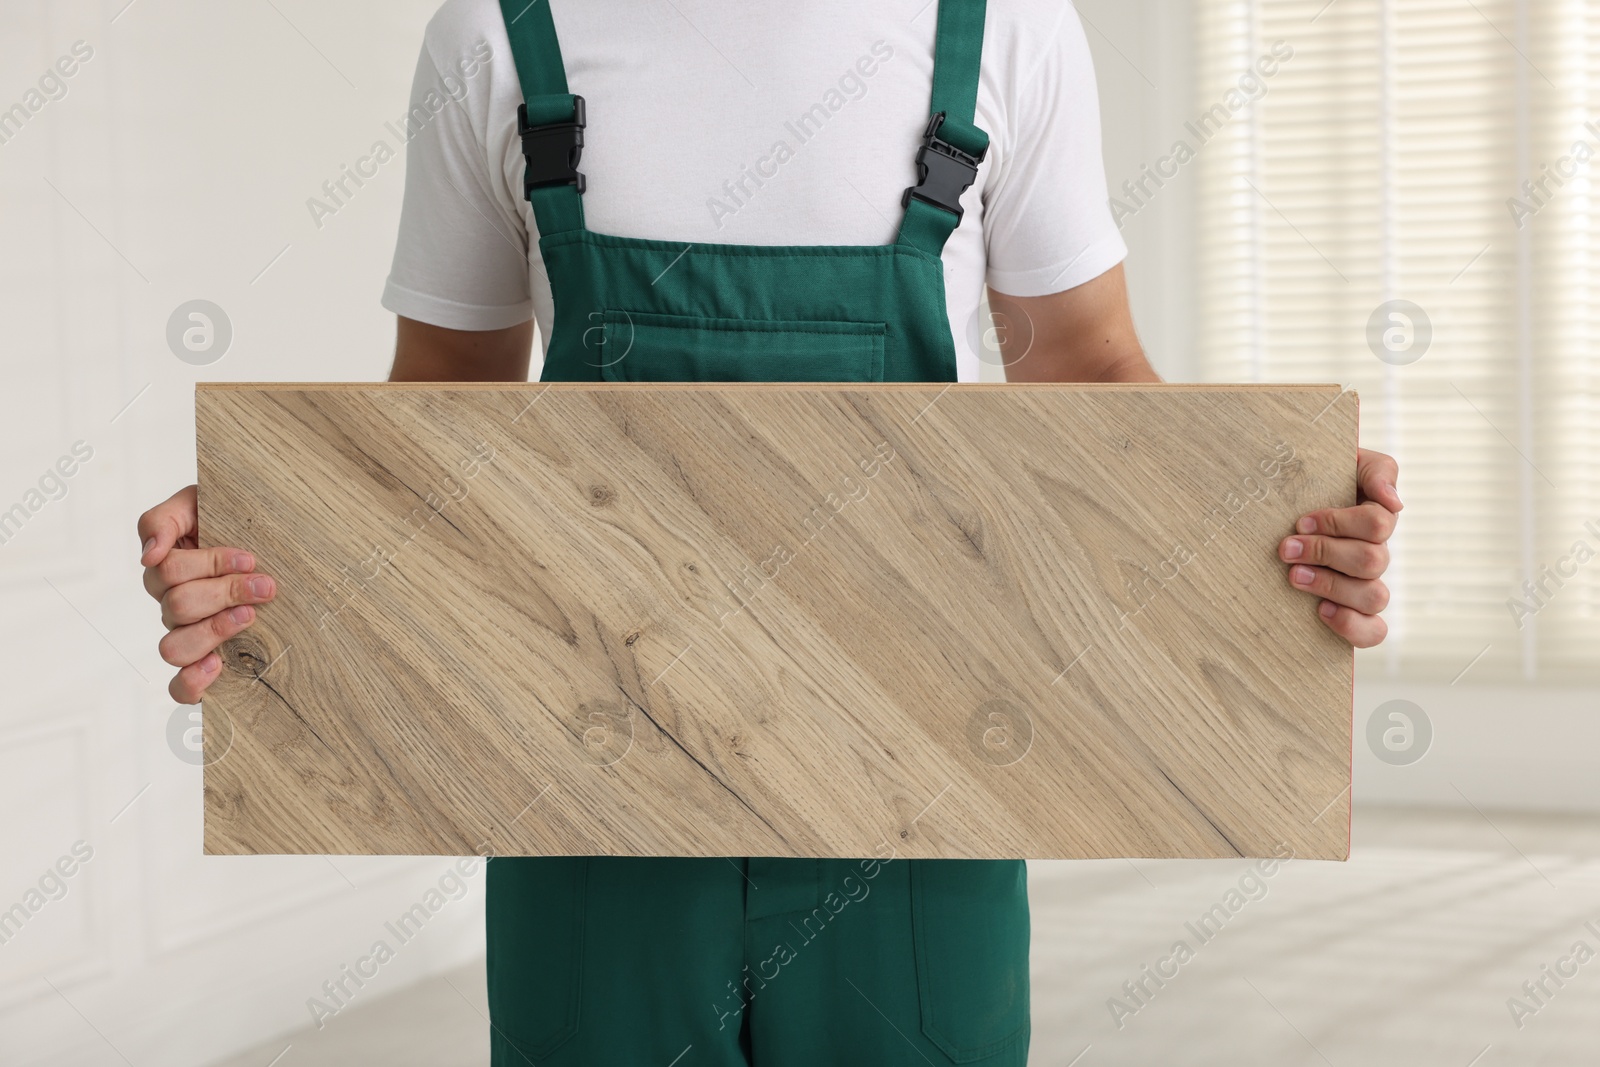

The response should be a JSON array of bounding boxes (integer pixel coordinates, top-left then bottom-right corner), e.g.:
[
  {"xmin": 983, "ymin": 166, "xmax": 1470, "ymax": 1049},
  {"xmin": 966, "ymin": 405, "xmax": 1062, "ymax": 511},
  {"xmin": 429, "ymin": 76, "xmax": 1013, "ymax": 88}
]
[
  {"xmin": 138, "ymin": 485, "xmax": 276, "ymax": 703},
  {"xmin": 1279, "ymin": 448, "xmax": 1401, "ymax": 648}
]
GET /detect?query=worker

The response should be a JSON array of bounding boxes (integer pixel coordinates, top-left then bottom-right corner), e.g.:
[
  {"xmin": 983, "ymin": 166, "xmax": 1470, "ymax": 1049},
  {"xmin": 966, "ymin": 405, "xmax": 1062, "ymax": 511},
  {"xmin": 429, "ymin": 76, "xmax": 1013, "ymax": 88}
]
[{"xmin": 137, "ymin": 0, "xmax": 1402, "ymax": 1062}]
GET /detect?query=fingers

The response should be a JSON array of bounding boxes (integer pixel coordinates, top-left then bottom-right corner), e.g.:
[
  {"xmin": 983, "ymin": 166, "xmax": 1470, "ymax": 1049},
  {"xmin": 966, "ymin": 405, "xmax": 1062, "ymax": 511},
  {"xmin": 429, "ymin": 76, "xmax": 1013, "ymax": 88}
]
[
  {"xmin": 138, "ymin": 485, "xmax": 199, "ymax": 567},
  {"xmin": 1289, "ymin": 565, "xmax": 1391, "ymax": 647},
  {"xmin": 169, "ymin": 652, "xmax": 223, "ymax": 704},
  {"xmin": 1280, "ymin": 534, "xmax": 1389, "ymax": 580},
  {"xmin": 1288, "ymin": 564, "xmax": 1389, "ymax": 614},
  {"xmin": 142, "ymin": 484, "xmax": 263, "ymax": 703},
  {"xmin": 1315, "ymin": 599, "xmax": 1388, "ymax": 649},
  {"xmin": 159, "ymin": 605, "xmax": 256, "ymax": 668},
  {"xmin": 143, "ymin": 546, "xmax": 256, "ymax": 600},
  {"xmin": 1356, "ymin": 448, "xmax": 1403, "ymax": 512},
  {"xmin": 1296, "ymin": 500, "xmax": 1397, "ymax": 544},
  {"xmin": 161, "ymin": 572, "xmax": 276, "ymax": 629},
  {"xmin": 1296, "ymin": 447, "xmax": 1401, "ymax": 543},
  {"xmin": 1287, "ymin": 448, "xmax": 1399, "ymax": 648}
]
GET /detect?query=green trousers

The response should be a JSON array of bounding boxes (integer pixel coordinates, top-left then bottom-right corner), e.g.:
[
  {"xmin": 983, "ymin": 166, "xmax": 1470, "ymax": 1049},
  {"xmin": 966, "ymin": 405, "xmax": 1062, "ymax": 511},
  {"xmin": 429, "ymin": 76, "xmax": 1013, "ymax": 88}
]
[{"xmin": 487, "ymin": 856, "xmax": 1029, "ymax": 1065}]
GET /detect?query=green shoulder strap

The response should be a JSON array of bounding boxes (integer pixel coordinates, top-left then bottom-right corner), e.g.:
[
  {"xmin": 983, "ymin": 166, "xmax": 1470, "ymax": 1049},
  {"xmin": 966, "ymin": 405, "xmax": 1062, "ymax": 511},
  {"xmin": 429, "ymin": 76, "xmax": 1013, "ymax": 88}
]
[
  {"xmin": 895, "ymin": 0, "xmax": 990, "ymax": 258},
  {"xmin": 499, "ymin": 0, "xmax": 585, "ymax": 236}
]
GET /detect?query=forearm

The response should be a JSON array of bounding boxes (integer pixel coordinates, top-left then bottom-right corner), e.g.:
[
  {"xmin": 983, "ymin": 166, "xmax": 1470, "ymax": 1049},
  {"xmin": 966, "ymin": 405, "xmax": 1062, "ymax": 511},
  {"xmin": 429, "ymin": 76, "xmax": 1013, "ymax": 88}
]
[
  {"xmin": 1014, "ymin": 341, "xmax": 1161, "ymax": 383},
  {"xmin": 389, "ymin": 316, "xmax": 535, "ymax": 383},
  {"xmin": 1080, "ymin": 346, "xmax": 1162, "ymax": 383},
  {"xmin": 989, "ymin": 265, "xmax": 1162, "ymax": 383}
]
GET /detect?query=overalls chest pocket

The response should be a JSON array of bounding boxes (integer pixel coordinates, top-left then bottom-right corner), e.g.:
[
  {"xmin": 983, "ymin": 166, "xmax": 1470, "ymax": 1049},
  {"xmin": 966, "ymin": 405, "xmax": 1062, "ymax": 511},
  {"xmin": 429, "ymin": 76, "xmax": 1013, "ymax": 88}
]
[{"xmin": 596, "ymin": 310, "xmax": 887, "ymax": 383}]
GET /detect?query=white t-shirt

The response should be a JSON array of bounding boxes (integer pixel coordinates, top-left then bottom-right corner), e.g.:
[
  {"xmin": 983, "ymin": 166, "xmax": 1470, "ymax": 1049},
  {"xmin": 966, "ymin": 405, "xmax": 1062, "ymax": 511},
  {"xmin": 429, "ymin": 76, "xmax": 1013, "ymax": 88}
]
[{"xmin": 381, "ymin": 0, "xmax": 1125, "ymax": 383}]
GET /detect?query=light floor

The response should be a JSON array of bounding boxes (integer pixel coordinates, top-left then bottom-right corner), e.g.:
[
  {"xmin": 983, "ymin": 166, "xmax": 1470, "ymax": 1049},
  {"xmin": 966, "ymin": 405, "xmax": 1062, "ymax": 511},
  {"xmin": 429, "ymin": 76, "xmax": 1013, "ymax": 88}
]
[{"xmin": 211, "ymin": 807, "xmax": 1600, "ymax": 1067}]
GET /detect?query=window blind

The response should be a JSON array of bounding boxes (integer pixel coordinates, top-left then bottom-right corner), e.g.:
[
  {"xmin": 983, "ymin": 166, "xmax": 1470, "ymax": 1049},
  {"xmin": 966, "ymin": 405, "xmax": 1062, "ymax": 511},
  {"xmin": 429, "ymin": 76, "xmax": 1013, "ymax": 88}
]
[{"xmin": 1194, "ymin": 0, "xmax": 1600, "ymax": 681}]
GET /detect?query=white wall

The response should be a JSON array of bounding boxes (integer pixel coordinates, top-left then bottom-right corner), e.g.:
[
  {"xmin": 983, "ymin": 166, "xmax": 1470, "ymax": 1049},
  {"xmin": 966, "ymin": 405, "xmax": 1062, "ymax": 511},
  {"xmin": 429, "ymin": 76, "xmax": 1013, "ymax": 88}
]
[{"xmin": 0, "ymin": 4, "xmax": 485, "ymax": 1064}]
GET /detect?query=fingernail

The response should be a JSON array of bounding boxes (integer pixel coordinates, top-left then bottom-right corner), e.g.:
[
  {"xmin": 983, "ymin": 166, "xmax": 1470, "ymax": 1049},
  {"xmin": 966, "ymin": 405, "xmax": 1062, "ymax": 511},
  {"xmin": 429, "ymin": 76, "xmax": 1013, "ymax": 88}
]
[
  {"xmin": 249, "ymin": 576, "xmax": 274, "ymax": 598},
  {"xmin": 1292, "ymin": 565, "xmax": 1315, "ymax": 585},
  {"xmin": 229, "ymin": 605, "xmax": 254, "ymax": 625},
  {"xmin": 232, "ymin": 552, "xmax": 255, "ymax": 572},
  {"xmin": 1319, "ymin": 600, "xmax": 1338, "ymax": 618},
  {"xmin": 1296, "ymin": 516, "xmax": 1317, "ymax": 535},
  {"xmin": 1283, "ymin": 538, "xmax": 1303, "ymax": 560},
  {"xmin": 200, "ymin": 656, "xmax": 219, "ymax": 674},
  {"xmin": 1386, "ymin": 482, "xmax": 1403, "ymax": 507},
  {"xmin": 141, "ymin": 537, "xmax": 155, "ymax": 559}
]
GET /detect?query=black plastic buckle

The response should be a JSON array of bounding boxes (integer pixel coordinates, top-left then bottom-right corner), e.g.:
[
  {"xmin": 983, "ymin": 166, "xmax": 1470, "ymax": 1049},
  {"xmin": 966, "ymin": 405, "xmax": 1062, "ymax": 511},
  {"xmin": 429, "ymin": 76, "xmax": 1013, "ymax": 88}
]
[
  {"xmin": 518, "ymin": 96, "xmax": 586, "ymax": 196},
  {"xmin": 901, "ymin": 111, "xmax": 985, "ymax": 220}
]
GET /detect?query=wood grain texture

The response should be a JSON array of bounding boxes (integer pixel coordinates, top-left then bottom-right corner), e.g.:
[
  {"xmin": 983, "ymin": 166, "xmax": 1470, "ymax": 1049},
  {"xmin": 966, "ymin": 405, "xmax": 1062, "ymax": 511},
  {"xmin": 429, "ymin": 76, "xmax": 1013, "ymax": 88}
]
[{"xmin": 196, "ymin": 383, "xmax": 1357, "ymax": 860}]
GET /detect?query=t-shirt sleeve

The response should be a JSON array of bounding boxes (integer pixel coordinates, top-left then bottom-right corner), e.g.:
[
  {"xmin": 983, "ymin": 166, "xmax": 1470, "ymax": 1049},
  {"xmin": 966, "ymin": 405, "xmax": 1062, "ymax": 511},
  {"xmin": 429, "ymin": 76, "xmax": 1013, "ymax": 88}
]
[
  {"xmin": 381, "ymin": 37, "xmax": 534, "ymax": 331},
  {"xmin": 981, "ymin": 3, "xmax": 1127, "ymax": 298}
]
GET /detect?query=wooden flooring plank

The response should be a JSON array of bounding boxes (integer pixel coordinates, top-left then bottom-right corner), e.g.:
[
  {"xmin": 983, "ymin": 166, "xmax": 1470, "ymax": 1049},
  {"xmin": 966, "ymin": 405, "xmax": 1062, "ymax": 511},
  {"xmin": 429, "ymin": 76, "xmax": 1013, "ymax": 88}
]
[{"xmin": 196, "ymin": 383, "xmax": 1356, "ymax": 860}]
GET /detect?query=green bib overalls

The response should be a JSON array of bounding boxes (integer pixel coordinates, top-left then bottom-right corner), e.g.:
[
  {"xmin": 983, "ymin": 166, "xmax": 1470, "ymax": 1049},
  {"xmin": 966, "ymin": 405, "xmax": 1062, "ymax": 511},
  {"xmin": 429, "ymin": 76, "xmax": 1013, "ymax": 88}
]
[{"xmin": 487, "ymin": 2, "xmax": 1028, "ymax": 1063}]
